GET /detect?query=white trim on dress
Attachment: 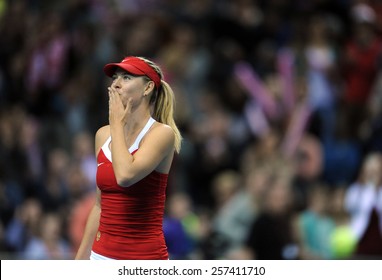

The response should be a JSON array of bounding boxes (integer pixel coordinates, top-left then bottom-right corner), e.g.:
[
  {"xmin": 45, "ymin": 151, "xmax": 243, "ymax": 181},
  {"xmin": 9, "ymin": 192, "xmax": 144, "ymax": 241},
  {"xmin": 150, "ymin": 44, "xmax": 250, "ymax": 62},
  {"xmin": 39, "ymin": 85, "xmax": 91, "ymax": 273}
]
[{"xmin": 101, "ymin": 117, "xmax": 156, "ymax": 162}]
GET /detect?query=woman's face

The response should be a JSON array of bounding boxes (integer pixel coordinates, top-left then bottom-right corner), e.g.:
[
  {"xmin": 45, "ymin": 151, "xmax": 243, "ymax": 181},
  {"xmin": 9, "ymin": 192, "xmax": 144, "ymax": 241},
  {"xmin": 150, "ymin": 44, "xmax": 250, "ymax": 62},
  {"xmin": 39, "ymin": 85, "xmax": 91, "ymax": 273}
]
[{"xmin": 111, "ymin": 69, "xmax": 147, "ymax": 107}]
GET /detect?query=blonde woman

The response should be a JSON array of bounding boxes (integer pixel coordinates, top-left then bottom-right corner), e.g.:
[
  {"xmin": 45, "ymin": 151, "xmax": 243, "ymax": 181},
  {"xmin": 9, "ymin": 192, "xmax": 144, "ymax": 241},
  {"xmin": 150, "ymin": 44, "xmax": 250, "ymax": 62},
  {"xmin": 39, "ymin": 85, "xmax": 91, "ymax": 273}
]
[{"xmin": 75, "ymin": 56, "xmax": 181, "ymax": 260}]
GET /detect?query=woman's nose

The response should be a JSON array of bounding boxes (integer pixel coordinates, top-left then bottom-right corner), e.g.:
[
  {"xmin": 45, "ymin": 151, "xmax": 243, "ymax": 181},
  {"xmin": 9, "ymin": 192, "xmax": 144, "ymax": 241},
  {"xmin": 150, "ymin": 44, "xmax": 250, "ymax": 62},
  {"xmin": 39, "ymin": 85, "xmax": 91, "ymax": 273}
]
[{"xmin": 112, "ymin": 77, "xmax": 121, "ymax": 89}]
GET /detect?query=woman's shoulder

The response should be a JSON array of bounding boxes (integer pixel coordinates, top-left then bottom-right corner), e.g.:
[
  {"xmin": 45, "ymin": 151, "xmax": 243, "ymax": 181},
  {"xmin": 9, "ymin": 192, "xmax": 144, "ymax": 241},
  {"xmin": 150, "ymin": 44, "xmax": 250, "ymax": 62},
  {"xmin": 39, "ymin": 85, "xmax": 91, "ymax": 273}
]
[
  {"xmin": 139, "ymin": 121, "xmax": 175, "ymax": 153},
  {"xmin": 96, "ymin": 125, "xmax": 110, "ymax": 139},
  {"xmin": 152, "ymin": 122, "xmax": 174, "ymax": 135},
  {"xmin": 95, "ymin": 125, "xmax": 110, "ymax": 153},
  {"xmin": 150, "ymin": 122, "xmax": 175, "ymax": 143}
]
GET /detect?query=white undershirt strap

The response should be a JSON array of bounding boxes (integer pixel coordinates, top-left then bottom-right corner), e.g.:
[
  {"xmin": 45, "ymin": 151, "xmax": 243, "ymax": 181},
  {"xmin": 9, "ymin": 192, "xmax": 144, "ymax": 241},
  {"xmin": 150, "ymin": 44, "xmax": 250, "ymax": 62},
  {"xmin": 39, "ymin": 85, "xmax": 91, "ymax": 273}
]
[
  {"xmin": 101, "ymin": 117, "xmax": 156, "ymax": 162},
  {"xmin": 101, "ymin": 137, "xmax": 112, "ymax": 162},
  {"xmin": 128, "ymin": 117, "xmax": 156, "ymax": 153}
]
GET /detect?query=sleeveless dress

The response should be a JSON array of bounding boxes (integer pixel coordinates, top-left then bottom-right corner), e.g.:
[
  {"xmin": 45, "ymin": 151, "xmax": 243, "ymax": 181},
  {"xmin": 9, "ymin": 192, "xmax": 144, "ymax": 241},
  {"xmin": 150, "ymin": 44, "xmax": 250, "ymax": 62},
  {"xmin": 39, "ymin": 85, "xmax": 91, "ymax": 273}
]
[{"xmin": 91, "ymin": 117, "xmax": 169, "ymax": 260}]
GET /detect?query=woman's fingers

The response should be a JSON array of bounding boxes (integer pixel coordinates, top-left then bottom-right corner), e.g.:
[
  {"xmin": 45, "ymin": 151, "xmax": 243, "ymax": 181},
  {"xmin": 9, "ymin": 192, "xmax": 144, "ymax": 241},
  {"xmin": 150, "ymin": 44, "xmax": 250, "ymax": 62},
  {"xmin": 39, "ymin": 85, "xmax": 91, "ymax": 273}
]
[{"xmin": 108, "ymin": 87, "xmax": 131, "ymax": 124}]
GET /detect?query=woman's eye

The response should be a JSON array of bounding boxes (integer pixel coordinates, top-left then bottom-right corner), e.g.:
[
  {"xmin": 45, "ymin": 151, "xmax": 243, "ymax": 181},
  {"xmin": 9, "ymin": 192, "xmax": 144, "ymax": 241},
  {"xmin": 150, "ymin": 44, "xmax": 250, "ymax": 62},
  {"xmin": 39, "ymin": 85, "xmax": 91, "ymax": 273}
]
[{"xmin": 112, "ymin": 73, "xmax": 131, "ymax": 80}]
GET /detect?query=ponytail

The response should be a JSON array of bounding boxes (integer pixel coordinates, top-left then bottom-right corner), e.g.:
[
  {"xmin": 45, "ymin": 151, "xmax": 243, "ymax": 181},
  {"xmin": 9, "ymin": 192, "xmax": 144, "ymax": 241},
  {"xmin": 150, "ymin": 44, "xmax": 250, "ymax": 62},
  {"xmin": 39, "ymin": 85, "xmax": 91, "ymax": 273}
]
[
  {"xmin": 138, "ymin": 57, "xmax": 182, "ymax": 153},
  {"xmin": 153, "ymin": 81, "xmax": 182, "ymax": 153}
]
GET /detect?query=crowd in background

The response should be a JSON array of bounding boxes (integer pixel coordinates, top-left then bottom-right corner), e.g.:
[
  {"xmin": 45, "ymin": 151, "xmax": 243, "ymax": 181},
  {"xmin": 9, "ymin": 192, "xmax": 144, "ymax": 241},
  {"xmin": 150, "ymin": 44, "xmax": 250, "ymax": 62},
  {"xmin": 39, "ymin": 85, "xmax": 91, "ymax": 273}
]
[{"xmin": 1, "ymin": 0, "xmax": 382, "ymax": 260}]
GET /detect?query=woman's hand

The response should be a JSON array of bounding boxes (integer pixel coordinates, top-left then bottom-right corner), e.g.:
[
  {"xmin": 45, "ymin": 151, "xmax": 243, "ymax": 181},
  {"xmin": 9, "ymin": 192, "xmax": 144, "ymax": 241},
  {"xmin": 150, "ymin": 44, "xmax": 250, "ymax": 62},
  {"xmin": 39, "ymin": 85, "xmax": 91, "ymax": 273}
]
[{"xmin": 108, "ymin": 87, "xmax": 132, "ymax": 127}]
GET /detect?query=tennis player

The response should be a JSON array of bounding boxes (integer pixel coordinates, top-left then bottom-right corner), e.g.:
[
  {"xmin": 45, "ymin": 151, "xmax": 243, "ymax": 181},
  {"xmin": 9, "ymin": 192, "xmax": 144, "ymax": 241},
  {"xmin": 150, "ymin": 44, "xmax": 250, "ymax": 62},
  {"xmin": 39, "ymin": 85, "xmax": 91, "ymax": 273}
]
[{"xmin": 75, "ymin": 56, "xmax": 181, "ymax": 260}]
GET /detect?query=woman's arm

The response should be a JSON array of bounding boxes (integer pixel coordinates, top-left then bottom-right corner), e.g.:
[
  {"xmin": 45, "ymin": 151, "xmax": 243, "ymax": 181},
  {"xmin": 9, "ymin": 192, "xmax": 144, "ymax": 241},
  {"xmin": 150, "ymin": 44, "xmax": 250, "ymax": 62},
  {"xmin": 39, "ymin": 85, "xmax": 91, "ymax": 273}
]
[
  {"xmin": 74, "ymin": 188, "xmax": 101, "ymax": 260},
  {"xmin": 111, "ymin": 122, "xmax": 175, "ymax": 187}
]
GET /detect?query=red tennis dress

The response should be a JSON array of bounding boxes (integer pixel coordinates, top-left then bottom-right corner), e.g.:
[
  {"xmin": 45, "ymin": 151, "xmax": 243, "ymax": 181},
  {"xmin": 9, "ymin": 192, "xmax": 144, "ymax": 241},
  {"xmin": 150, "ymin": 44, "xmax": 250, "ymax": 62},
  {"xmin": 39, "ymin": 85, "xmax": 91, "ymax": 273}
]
[{"xmin": 91, "ymin": 118, "xmax": 169, "ymax": 259}]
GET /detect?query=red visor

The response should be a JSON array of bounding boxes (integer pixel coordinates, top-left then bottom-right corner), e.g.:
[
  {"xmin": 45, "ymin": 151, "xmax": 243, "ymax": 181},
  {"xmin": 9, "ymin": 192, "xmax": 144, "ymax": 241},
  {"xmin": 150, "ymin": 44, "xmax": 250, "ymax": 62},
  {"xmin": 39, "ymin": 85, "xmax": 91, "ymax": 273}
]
[{"xmin": 103, "ymin": 57, "xmax": 161, "ymax": 89}]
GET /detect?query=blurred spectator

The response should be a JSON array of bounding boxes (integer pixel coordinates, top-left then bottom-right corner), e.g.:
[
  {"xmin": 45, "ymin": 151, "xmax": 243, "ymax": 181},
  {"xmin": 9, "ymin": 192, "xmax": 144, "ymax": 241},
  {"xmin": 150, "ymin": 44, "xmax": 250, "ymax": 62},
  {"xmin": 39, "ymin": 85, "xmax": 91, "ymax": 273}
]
[
  {"xmin": 37, "ymin": 148, "xmax": 70, "ymax": 212},
  {"xmin": 240, "ymin": 127, "xmax": 283, "ymax": 175},
  {"xmin": 211, "ymin": 166, "xmax": 271, "ymax": 259},
  {"xmin": 211, "ymin": 170, "xmax": 241, "ymax": 210},
  {"xmin": 65, "ymin": 163, "xmax": 92, "ymax": 204},
  {"xmin": 62, "ymin": 71, "xmax": 94, "ymax": 137},
  {"xmin": 186, "ymin": 93, "xmax": 239, "ymax": 207},
  {"xmin": 25, "ymin": 13, "xmax": 70, "ymax": 117},
  {"xmin": 295, "ymin": 184, "xmax": 335, "ymax": 259},
  {"xmin": 18, "ymin": 113, "xmax": 43, "ymax": 190},
  {"xmin": 21, "ymin": 212, "xmax": 72, "ymax": 260},
  {"xmin": 290, "ymin": 133, "xmax": 324, "ymax": 211},
  {"xmin": 245, "ymin": 169, "xmax": 299, "ymax": 260},
  {"xmin": 157, "ymin": 22, "xmax": 211, "ymax": 119},
  {"xmin": 163, "ymin": 192, "xmax": 200, "ymax": 259},
  {"xmin": 4, "ymin": 198, "xmax": 42, "ymax": 254},
  {"xmin": 207, "ymin": 170, "xmax": 241, "ymax": 258},
  {"xmin": 321, "ymin": 106, "xmax": 362, "ymax": 186},
  {"xmin": 344, "ymin": 152, "xmax": 382, "ymax": 258},
  {"xmin": 0, "ymin": 105, "xmax": 33, "ymax": 203},
  {"xmin": 341, "ymin": 2, "xmax": 382, "ymax": 139},
  {"xmin": 71, "ymin": 131, "xmax": 97, "ymax": 188},
  {"xmin": 302, "ymin": 15, "xmax": 340, "ymax": 139}
]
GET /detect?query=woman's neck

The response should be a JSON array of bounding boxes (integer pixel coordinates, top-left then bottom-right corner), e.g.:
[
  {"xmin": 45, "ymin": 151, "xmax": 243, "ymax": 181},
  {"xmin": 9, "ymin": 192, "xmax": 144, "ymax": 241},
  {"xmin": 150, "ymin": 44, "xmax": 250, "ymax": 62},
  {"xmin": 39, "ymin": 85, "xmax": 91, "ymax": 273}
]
[{"xmin": 123, "ymin": 111, "xmax": 151, "ymax": 137}]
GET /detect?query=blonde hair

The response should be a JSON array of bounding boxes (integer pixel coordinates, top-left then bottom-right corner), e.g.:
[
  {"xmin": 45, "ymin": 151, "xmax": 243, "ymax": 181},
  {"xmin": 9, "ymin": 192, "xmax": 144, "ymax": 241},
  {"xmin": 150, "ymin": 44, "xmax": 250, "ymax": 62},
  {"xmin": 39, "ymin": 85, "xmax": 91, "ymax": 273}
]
[{"xmin": 138, "ymin": 57, "xmax": 182, "ymax": 153}]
